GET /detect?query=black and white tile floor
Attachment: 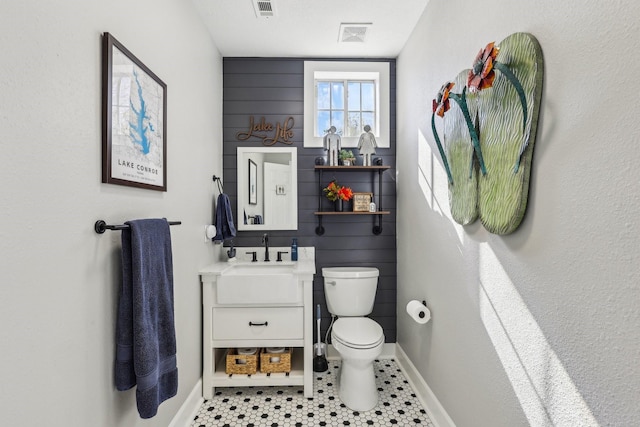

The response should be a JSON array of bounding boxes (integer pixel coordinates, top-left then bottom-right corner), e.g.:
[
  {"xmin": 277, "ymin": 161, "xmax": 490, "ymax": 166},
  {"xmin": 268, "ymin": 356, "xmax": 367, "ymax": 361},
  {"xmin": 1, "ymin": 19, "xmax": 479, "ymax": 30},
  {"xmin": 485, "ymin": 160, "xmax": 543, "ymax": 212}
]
[{"xmin": 191, "ymin": 359, "xmax": 434, "ymax": 427}]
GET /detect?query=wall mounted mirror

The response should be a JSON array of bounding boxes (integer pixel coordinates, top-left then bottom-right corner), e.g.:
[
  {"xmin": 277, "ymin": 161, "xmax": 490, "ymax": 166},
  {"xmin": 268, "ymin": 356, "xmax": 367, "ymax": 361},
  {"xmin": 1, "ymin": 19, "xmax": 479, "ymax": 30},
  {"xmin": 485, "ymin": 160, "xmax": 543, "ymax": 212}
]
[{"xmin": 237, "ymin": 147, "xmax": 298, "ymax": 231}]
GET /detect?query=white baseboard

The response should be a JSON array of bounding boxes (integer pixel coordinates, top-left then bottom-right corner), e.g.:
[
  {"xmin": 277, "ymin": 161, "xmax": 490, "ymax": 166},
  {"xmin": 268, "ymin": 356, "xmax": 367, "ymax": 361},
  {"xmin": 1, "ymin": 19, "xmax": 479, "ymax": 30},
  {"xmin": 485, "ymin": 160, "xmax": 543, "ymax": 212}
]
[
  {"xmin": 395, "ymin": 344, "xmax": 456, "ymax": 427},
  {"xmin": 169, "ymin": 379, "xmax": 204, "ymax": 427}
]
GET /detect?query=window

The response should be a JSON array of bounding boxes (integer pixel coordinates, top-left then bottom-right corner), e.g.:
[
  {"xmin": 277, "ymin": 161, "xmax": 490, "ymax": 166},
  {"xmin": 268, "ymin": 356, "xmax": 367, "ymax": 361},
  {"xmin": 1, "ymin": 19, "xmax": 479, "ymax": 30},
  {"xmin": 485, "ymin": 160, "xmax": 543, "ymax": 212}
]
[
  {"xmin": 316, "ymin": 79, "xmax": 376, "ymax": 137},
  {"xmin": 304, "ymin": 61, "xmax": 390, "ymax": 148}
]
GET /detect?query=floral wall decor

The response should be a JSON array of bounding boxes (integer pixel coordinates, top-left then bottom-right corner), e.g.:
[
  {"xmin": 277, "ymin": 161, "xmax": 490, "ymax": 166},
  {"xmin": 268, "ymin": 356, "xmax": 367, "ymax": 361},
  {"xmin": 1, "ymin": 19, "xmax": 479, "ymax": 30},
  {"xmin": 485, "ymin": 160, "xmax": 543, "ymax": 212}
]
[{"xmin": 431, "ymin": 32, "xmax": 544, "ymax": 234}]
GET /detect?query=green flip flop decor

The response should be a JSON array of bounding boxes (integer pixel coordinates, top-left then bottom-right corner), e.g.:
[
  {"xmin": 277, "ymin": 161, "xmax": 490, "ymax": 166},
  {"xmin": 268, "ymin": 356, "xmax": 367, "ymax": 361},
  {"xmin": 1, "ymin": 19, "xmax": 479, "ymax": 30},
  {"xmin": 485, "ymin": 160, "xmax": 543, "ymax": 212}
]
[
  {"xmin": 475, "ymin": 33, "xmax": 543, "ymax": 234},
  {"xmin": 440, "ymin": 70, "xmax": 481, "ymax": 225},
  {"xmin": 430, "ymin": 32, "xmax": 544, "ymax": 234}
]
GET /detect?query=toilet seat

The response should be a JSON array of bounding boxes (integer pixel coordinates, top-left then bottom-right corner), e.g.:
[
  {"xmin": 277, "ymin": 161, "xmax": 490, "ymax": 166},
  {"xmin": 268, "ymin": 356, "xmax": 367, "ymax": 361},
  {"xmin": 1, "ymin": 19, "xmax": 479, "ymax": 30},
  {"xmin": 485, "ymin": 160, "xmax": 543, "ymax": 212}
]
[{"xmin": 332, "ymin": 318, "xmax": 384, "ymax": 349}]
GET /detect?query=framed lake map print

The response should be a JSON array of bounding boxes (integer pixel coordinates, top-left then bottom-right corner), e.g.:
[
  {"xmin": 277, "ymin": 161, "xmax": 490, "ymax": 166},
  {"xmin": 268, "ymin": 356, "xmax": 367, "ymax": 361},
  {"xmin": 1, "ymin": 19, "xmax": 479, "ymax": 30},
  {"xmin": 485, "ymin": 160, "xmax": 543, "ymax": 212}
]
[{"xmin": 102, "ymin": 32, "xmax": 167, "ymax": 191}]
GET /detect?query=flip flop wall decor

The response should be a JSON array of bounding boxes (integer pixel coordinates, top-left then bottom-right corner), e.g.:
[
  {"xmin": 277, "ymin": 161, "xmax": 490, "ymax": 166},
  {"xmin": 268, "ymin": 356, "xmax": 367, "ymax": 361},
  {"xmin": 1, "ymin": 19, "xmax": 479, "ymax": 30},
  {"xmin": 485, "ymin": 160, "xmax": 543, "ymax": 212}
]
[
  {"xmin": 436, "ymin": 70, "xmax": 479, "ymax": 225},
  {"xmin": 431, "ymin": 32, "xmax": 544, "ymax": 234}
]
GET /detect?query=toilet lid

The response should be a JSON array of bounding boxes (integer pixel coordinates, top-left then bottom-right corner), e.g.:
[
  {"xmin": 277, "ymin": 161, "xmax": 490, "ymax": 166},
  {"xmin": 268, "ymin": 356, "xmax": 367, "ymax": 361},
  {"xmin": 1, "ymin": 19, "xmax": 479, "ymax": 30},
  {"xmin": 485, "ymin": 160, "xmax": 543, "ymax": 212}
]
[
  {"xmin": 332, "ymin": 318, "xmax": 384, "ymax": 349},
  {"xmin": 322, "ymin": 267, "xmax": 379, "ymax": 279}
]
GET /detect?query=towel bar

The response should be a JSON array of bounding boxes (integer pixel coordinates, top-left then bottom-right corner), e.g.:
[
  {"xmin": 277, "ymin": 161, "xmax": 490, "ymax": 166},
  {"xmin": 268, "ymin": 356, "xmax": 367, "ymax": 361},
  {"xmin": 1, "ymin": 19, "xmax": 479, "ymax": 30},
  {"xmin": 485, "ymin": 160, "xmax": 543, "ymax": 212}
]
[
  {"xmin": 94, "ymin": 219, "xmax": 182, "ymax": 234},
  {"xmin": 212, "ymin": 174, "xmax": 224, "ymax": 193}
]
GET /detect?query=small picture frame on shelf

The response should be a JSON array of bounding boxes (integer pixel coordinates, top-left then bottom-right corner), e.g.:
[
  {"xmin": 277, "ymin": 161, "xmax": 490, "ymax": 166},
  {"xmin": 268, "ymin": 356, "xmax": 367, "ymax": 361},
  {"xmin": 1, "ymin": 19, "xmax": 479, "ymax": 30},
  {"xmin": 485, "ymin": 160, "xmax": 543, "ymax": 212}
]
[{"xmin": 353, "ymin": 192, "xmax": 373, "ymax": 212}]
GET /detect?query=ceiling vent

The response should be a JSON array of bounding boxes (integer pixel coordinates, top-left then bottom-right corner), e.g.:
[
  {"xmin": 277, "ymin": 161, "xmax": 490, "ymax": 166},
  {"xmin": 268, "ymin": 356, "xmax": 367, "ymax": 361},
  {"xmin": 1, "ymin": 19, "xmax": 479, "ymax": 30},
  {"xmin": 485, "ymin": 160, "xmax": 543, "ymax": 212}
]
[
  {"xmin": 338, "ymin": 23, "xmax": 372, "ymax": 43},
  {"xmin": 252, "ymin": 0, "xmax": 277, "ymax": 19}
]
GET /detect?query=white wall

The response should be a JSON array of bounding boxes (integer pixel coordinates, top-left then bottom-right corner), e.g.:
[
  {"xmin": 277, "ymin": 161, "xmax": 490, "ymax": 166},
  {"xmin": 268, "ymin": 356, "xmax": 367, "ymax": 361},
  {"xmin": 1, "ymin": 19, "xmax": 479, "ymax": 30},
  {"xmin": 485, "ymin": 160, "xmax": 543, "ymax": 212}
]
[
  {"xmin": 0, "ymin": 1, "xmax": 222, "ymax": 426},
  {"xmin": 396, "ymin": 0, "xmax": 640, "ymax": 426}
]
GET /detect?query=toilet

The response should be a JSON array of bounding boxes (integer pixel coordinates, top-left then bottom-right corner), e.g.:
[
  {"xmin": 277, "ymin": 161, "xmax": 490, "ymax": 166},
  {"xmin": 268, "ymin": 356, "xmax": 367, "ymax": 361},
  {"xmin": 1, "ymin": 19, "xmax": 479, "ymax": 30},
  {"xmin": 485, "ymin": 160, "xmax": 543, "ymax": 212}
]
[{"xmin": 322, "ymin": 267, "xmax": 385, "ymax": 411}]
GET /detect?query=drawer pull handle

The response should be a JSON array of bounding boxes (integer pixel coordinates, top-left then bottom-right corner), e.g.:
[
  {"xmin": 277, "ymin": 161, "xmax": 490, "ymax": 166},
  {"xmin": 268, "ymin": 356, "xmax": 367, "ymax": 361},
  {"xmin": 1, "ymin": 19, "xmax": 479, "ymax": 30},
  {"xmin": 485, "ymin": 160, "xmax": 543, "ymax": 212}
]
[{"xmin": 248, "ymin": 321, "xmax": 268, "ymax": 327}]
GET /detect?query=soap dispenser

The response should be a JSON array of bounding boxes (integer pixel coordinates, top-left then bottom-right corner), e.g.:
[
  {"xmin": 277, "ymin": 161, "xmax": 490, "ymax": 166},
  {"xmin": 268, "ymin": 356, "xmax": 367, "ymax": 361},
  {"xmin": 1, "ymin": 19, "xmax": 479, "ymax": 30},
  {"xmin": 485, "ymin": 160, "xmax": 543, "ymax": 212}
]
[{"xmin": 291, "ymin": 238, "xmax": 298, "ymax": 261}]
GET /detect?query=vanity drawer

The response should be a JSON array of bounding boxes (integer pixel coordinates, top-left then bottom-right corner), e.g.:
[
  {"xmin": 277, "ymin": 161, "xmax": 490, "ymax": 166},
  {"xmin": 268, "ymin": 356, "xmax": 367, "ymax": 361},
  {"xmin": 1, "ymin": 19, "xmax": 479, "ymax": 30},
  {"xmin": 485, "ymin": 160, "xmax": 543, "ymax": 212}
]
[{"xmin": 212, "ymin": 307, "xmax": 303, "ymax": 340}]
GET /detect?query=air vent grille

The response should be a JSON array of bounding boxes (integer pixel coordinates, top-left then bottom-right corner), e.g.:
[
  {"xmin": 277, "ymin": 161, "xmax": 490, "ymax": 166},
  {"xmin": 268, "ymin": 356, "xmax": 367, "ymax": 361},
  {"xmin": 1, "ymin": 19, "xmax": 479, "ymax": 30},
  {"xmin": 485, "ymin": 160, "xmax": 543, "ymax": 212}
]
[
  {"xmin": 252, "ymin": 0, "xmax": 277, "ymax": 18},
  {"xmin": 339, "ymin": 23, "xmax": 372, "ymax": 43}
]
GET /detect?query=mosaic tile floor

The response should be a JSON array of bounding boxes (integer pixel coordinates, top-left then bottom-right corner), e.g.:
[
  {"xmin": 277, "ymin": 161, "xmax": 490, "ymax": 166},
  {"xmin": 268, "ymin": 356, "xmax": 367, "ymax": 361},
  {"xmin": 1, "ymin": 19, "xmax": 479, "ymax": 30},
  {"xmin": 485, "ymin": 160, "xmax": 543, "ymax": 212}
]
[{"xmin": 191, "ymin": 359, "xmax": 434, "ymax": 427}]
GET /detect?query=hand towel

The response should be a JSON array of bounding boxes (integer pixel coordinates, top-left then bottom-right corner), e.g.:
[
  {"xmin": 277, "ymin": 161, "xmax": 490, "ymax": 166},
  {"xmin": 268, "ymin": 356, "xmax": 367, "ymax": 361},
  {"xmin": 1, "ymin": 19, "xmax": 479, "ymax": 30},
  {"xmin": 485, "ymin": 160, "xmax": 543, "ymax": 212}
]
[
  {"xmin": 115, "ymin": 218, "xmax": 178, "ymax": 419},
  {"xmin": 213, "ymin": 193, "xmax": 236, "ymax": 242}
]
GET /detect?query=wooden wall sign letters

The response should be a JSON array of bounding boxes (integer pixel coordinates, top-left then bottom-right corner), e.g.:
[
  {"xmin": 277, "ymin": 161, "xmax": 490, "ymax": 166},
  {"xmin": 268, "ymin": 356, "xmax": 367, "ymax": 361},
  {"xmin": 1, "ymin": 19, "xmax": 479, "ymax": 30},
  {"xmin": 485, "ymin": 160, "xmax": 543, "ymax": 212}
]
[{"xmin": 236, "ymin": 116, "xmax": 295, "ymax": 146}]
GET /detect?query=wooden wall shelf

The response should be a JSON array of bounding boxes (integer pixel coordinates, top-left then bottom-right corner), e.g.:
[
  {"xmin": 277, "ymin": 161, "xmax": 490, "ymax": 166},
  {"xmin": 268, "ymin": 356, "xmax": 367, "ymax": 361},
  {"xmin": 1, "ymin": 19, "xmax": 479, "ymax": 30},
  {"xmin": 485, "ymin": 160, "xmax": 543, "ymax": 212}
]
[{"xmin": 314, "ymin": 165, "xmax": 390, "ymax": 235}]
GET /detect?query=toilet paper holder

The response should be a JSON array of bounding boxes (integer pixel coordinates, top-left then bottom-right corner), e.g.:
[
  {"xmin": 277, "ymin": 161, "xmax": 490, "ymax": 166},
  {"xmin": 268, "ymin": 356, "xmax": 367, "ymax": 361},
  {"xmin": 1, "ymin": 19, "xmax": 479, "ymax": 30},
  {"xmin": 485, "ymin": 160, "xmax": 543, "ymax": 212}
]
[
  {"xmin": 406, "ymin": 299, "xmax": 431, "ymax": 324},
  {"xmin": 419, "ymin": 300, "xmax": 427, "ymax": 319}
]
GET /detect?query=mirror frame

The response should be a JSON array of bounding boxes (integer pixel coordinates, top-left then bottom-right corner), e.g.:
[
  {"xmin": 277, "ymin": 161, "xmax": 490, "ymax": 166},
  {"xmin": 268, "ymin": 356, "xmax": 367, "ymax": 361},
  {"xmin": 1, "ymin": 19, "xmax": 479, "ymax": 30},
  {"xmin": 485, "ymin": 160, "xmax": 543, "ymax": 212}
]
[{"xmin": 236, "ymin": 146, "xmax": 298, "ymax": 231}]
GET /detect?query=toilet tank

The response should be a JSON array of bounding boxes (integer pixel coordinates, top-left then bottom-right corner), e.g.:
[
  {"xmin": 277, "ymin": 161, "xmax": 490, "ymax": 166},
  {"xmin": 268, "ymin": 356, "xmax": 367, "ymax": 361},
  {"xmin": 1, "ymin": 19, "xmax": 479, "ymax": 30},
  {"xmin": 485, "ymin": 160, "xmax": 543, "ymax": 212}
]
[{"xmin": 322, "ymin": 267, "xmax": 379, "ymax": 316}]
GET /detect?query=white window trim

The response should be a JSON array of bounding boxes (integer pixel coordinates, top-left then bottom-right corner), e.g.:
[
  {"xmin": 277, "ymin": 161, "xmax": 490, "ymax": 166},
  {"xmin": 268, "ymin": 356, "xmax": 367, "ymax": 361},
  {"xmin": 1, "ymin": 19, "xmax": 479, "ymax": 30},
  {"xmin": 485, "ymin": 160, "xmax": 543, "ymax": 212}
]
[{"xmin": 304, "ymin": 61, "xmax": 390, "ymax": 148}]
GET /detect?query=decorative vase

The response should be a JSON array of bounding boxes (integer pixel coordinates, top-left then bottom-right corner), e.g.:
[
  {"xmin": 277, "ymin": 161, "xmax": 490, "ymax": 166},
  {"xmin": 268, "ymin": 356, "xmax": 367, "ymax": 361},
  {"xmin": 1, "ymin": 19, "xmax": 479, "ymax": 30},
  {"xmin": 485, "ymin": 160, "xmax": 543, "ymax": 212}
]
[{"xmin": 335, "ymin": 199, "xmax": 344, "ymax": 212}]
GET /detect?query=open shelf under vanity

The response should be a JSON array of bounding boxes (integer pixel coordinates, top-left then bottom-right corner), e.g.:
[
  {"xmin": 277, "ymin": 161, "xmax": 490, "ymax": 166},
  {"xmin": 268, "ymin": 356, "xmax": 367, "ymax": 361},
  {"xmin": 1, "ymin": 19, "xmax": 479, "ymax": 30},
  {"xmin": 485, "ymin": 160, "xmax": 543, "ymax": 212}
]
[{"xmin": 210, "ymin": 347, "xmax": 305, "ymax": 388}]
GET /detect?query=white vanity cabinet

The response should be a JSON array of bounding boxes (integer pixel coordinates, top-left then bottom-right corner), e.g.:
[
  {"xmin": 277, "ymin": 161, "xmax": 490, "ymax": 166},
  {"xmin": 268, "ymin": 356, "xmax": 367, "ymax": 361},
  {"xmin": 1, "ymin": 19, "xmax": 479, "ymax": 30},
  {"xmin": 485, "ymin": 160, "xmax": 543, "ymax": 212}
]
[{"xmin": 199, "ymin": 247, "xmax": 315, "ymax": 399}]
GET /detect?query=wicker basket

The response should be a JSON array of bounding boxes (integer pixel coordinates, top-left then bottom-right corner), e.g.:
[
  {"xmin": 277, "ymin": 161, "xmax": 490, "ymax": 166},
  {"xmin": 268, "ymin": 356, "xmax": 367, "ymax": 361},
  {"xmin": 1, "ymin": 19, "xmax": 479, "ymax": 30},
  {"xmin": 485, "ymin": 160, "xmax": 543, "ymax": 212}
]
[
  {"xmin": 225, "ymin": 348, "xmax": 259, "ymax": 375},
  {"xmin": 260, "ymin": 347, "xmax": 292, "ymax": 374}
]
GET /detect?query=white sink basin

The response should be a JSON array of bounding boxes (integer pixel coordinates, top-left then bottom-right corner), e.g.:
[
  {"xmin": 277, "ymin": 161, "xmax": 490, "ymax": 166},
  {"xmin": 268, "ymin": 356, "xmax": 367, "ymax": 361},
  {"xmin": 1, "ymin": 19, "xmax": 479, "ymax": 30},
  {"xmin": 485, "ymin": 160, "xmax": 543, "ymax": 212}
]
[{"xmin": 216, "ymin": 262, "xmax": 299, "ymax": 304}]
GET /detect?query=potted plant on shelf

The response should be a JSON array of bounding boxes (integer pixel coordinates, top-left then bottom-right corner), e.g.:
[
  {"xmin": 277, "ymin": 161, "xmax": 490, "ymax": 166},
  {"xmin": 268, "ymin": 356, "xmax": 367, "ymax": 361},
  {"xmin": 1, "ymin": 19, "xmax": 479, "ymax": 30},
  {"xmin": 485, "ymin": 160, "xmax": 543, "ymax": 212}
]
[
  {"xmin": 323, "ymin": 180, "xmax": 353, "ymax": 211},
  {"xmin": 339, "ymin": 149, "xmax": 356, "ymax": 166}
]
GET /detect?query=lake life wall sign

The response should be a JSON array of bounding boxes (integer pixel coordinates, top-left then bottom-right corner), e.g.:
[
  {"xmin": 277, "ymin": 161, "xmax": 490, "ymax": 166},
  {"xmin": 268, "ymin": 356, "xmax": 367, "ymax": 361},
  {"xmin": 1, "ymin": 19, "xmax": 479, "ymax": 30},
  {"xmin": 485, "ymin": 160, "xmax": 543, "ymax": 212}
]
[
  {"xmin": 102, "ymin": 32, "xmax": 167, "ymax": 191},
  {"xmin": 236, "ymin": 116, "xmax": 295, "ymax": 145}
]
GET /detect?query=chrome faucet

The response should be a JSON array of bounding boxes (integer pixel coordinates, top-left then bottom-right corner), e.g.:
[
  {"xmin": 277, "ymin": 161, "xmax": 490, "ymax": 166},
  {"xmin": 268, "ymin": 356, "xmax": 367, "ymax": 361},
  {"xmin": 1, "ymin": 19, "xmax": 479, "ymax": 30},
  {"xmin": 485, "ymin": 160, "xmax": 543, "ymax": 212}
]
[{"xmin": 262, "ymin": 233, "xmax": 270, "ymax": 262}]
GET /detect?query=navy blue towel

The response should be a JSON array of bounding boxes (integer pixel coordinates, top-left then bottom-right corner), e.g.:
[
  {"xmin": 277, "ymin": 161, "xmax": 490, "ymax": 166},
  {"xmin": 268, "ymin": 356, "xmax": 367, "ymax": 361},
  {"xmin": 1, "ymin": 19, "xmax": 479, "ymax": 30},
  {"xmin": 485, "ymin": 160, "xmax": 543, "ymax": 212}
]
[
  {"xmin": 115, "ymin": 218, "xmax": 178, "ymax": 419},
  {"xmin": 214, "ymin": 193, "xmax": 236, "ymax": 242}
]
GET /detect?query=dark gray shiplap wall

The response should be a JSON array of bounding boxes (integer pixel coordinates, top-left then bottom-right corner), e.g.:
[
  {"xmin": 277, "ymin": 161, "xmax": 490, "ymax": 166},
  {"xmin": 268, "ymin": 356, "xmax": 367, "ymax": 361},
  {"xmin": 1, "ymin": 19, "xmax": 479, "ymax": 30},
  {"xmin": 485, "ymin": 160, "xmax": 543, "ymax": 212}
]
[{"xmin": 222, "ymin": 58, "xmax": 397, "ymax": 342}]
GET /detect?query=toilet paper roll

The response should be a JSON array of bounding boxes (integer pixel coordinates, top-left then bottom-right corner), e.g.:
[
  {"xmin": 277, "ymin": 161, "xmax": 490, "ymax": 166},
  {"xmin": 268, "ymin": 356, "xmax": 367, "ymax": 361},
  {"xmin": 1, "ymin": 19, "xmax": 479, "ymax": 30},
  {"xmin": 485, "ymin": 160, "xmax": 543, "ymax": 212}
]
[
  {"xmin": 236, "ymin": 347, "xmax": 257, "ymax": 365},
  {"xmin": 205, "ymin": 225, "xmax": 217, "ymax": 240},
  {"xmin": 266, "ymin": 347, "xmax": 285, "ymax": 362},
  {"xmin": 406, "ymin": 300, "xmax": 431, "ymax": 324}
]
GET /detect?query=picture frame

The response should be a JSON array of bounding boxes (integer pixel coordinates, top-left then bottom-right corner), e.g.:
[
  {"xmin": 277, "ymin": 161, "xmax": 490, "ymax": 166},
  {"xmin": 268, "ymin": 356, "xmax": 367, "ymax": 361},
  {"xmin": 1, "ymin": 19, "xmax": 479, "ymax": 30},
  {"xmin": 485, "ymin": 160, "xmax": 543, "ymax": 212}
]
[
  {"xmin": 248, "ymin": 159, "xmax": 258, "ymax": 204},
  {"xmin": 102, "ymin": 32, "xmax": 167, "ymax": 191},
  {"xmin": 353, "ymin": 192, "xmax": 373, "ymax": 212}
]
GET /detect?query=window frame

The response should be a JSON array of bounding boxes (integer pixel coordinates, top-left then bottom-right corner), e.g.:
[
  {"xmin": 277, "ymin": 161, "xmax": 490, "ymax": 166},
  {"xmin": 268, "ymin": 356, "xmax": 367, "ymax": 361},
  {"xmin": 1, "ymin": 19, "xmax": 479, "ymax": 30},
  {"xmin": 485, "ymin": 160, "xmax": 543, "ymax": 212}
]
[{"xmin": 304, "ymin": 61, "xmax": 390, "ymax": 148}]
